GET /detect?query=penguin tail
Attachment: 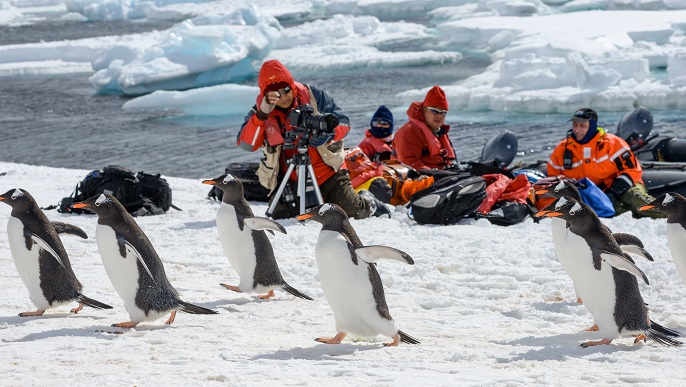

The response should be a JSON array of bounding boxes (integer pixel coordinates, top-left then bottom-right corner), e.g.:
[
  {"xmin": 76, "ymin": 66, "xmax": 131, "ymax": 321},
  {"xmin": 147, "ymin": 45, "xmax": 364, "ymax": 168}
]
[
  {"xmin": 177, "ymin": 301, "xmax": 219, "ymax": 315},
  {"xmin": 77, "ymin": 294, "xmax": 113, "ymax": 310},
  {"xmin": 649, "ymin": 320, "xmax": 682, "ymax": 337},
  {"xmin": 398, "ymin": 330, "xmax": 420, "ymax": 345},
  {"xmin": 281, "ymin": 283, "xmax": 314, "ymax": 301}
]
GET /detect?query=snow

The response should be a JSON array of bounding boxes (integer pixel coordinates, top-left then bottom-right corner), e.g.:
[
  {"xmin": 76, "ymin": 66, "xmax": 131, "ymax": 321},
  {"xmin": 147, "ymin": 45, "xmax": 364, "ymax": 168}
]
[
  {"xmin": 2, "ymin": 0, "xmax": 686, "ymax": 113},
  {"xmin": 1, "ymin": 161, "xmax": 686, "ymax": 385}
]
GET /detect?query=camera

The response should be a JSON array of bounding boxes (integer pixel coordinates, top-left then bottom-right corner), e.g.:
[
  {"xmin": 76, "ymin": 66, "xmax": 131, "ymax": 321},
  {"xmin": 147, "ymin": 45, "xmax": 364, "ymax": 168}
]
[{"xmin": 288, "ymin": 104, "xmax": 339, "ymax": 134}]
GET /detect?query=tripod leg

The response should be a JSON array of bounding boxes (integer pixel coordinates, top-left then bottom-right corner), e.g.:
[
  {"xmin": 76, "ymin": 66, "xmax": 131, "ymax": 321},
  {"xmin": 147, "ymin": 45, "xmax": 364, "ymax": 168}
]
[
  {"xmin": 266, "ymin": 162, "xmax": 296, "ymax": 218},
  {"xmin": 298, "ymin": 163, "xmax": 308, "ymax": 215},
  {"xmin": 307, "ymin": 164, "xmax": 324, "ymax": 206}
]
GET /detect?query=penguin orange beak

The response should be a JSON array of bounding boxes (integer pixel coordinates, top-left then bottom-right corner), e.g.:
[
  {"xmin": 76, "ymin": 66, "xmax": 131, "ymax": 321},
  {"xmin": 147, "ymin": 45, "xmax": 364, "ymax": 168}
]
[
  {"xmin": 202, "ymin": 180, "xmax": 216, "ymax": 185},
  {"xmin": 638, "ymin": 204, "xmax": 654, "ymax": 211},
  {"xmin": 535, "ymin": 189, "xmax": 550, "ymax": 195},
  {"xmin": 0, "ymin": 196, "xmax": 5, "ymax": 201},
  {"xmin": 540, "ymin": 211, "xmax": 563, "ymax": 218},
  {"xmin": 296, "ymin": 213, "xmax": 313, "ymax": 221},
  {"xmin": 72, "ymin": 202, "xmax": 89, "ymax": 209}
]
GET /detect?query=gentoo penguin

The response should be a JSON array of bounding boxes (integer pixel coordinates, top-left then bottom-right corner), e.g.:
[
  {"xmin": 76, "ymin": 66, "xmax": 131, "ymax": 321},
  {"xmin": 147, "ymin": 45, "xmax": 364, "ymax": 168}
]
[
  {"xmin": 536, "ymin": 180, "xmax": 653, "ymax": 306},
  {"xmin": 0, "ymin": 188, "xmax": 112, "ymax": 316},
  {"xmin": 640, "ymin": 193, "xmax": 686, "ymax": 283},
  {"xmin": 296, "ymin": 203, "xmax": 419, "ymax": 346},
  {"xmin": 202, "ymin": 174, "xmax": 312, "ymax": 300},
  {"xmin": 73, "ymin": 194, "xmax": 217, "ymax": 328},
  {"xmin": 540, "ymin": 196, "xmax": 681, "ymax": 347}
]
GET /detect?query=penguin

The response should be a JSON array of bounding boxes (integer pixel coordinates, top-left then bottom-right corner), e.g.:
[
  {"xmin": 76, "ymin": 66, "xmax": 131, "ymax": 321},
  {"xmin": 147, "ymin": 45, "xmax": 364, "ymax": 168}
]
[
  {"xmin": 296, "ymin": 203, "xmax": 419, "ymax": 346},
  {"xmin": 536, "ymin": 180, "xmax": 653, "ymax": 306},
  {"xmin": 539, "ymin": 196, "xmax": 681, "ymax": 347},
  {"xmin": 202, "ymin": 174, "xmax": 312, "ymax": 300},
  {"xmin": 640, "ymin": 192, "xmax": 686, "ymax": 283},
  {"xmin": 72, "ymin": 194, "xmax": 217, "ymax": 328},
  {"xmin": 0, "ymin": 188, "xmax": 112, "ymax": 316}
]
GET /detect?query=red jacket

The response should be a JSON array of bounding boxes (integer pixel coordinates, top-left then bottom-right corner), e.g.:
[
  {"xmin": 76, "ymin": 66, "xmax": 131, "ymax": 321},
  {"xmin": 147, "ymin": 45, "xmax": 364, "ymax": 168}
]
[
  {"xmin": 358, "ymin": 130, "xmax": 392, "ymax": 161},
  {"xmin": 547, "ymin": 128, "xmax": 643, "ymax": 189},
  {"xmin": 392, "ymin": 102, "xmax": 456, "ymax": 170},
  {"xmin": 236, "ymin": 60, "xmax": 350, "ymax": 184}
]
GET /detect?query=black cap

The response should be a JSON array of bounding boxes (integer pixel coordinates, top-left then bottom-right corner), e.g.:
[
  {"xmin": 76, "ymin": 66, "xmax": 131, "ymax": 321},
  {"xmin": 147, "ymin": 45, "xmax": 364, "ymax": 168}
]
[{"xmin": 568, "ymin": 108, "xmax": 598, "ymax": 123}]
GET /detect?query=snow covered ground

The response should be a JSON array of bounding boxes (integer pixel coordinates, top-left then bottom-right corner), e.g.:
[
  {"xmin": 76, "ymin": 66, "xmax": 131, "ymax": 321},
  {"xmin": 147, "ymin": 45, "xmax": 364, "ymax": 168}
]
[{"xmin": 1, "ymin": 161, "xmax": 686, "ymax": 385}]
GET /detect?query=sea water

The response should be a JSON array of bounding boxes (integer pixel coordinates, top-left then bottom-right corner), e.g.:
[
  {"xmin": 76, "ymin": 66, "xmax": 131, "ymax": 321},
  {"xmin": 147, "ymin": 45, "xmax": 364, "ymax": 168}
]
[{"xmin": 1, "ymin": 20, "xmax": 684, "ymax": 179}]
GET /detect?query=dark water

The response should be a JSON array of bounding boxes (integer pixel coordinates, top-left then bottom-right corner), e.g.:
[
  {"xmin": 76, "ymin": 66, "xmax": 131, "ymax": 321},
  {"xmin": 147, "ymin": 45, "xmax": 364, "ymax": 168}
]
[{"xmin": 1, "ymin": 20, "xmax": 685, "ymax": 179}]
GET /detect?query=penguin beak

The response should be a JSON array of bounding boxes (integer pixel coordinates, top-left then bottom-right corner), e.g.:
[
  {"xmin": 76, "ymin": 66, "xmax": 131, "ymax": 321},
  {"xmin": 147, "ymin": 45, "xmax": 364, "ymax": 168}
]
[
  {"xmin": 541, "ymin": 211, "xmax": 563, "ymax": 218},
  {"xmin": 534, "ymin": 210, "xmax": 549, "ymax": 217},
  {"xmin": 534, "ymin": 189, "xmax": 550, "ymax": 196},
  {"xmin": 638, "ymin": 204, "xmax": 654, "ymax": 211},
  {"xmin": 202, "ymin": 180, "xmax": 216, "ymax": 186},
  {"xmin": 296, "ymin": 213, "xmax": 314, "ymax": 221},
  {"xmin": 0, "ymin": 196, "xmax": 5, "ymax": 201},
  {"xmin": 72, "ymin": 202, "xmax": 89, "ymax": 209}
]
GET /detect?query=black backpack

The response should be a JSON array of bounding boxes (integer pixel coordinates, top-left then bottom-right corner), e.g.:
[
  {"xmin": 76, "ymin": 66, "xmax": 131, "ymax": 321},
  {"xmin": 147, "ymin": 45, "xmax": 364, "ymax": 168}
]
[
  {"xmin": 408, "ymin": 175, "xmax": 487, "ymax": 225},
  {"xmin": 207, "ymin": 162, "xmax": 270, "ymax": 202},
  {"xmin": 58, "ymin": 165, "xmax": 174, "ymax": 216}
]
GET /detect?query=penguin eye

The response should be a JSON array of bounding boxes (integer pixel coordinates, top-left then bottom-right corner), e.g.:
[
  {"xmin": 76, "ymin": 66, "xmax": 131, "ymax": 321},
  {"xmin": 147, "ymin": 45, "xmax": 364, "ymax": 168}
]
[
  {"xmin": 319, "ymin": 203, "xmax": 332, "ymax": 215},
  {"xmin": 663, "ymin": 193, "xmax": 674, "ymax": 206},
  {"xmin": 569, "ymin": 202, "xmax": 582, "ymax": 215},
  {"xmin": 10, "ymin": 189, "xmax": 24, "ymax": 200},
  {"xmin": 95, "ymin": 194, "xmax": 109, "ymax": 206}
]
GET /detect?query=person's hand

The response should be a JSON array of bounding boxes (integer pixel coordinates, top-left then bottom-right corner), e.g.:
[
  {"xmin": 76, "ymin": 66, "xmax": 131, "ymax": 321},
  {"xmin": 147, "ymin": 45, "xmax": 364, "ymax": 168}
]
[
  {"xmin": 259, "ymin": 91, "xmax": 279, "ymax": 115},
  {"xmin": 372, "ymin": 151, "xmax": 392, "ymax": 163},
  {"xmin": 309, "ymin": 132, "xmax": 334, "ymax": 147}
]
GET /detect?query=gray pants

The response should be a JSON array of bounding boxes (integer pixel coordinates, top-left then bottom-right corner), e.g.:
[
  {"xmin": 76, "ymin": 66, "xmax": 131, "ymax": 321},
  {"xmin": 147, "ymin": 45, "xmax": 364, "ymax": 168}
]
[{"xmin": 268, "ymin": 170, "xmax": 372, "ymax": 220}]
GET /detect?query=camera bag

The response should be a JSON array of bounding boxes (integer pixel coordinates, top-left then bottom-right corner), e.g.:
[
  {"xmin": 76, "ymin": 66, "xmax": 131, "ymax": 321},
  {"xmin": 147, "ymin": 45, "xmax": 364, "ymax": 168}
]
[
  {"xmin": 207, "ymin": 162, "xmax": 271, "ymax": 202},
  {"xmin": 58, "ymin": 165, "xmax": 174, "ymax": 216},
  {"xmin": 407, "ymin": 175, "xmax": 487, "ymax": 225}
]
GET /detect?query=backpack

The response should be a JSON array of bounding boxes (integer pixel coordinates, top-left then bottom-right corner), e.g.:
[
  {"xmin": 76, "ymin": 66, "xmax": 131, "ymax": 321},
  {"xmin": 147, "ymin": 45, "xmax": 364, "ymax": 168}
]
[
  {"xmin": 407, "ymin": 175, "xmax": 487, "ymax": 225},
  {"xmin": 207, "ymin": 162, "xmax": 270, "ymax": 202},
  {"xmin": 58, "ymin": 165, "xmax": 174, "ymax": 216}
]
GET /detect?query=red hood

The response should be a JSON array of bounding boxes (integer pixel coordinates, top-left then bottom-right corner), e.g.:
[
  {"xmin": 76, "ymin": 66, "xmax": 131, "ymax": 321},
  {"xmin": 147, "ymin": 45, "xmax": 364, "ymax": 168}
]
[
  {"xmin": 407, "ymin": 101, "xmax": 424, "ymax": 121},
  {"xmin": 258, "ymin": 60, "xmax": 295, "ymax": 94}
]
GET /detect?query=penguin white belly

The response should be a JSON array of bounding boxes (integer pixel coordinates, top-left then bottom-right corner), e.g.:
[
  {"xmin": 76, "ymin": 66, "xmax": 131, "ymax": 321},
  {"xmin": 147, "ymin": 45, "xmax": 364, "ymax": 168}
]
[
  {"xmin": 316, "ymin": 231, "xmax": 397, "ymax": 338},
  {"xmin": 216, "ymin": 203, "xmax": 257, "ymax": 292},
  {"xmin": 551, "ymin": 219, "xmax": 580, "ymax": 285},
  {"xmin": 96, "ymin": 224, "xmax": 148, "ymax": 322},
  {"xmin": 7, "ymin": 216, "xmax": 51, "ymax": 310},
  {"xmin": 667, "ymin": 224, "xmax": 686, "ymax": 283},
  {"xmin": 567, "ymin": 233, "xmax": 619, "ymax": 338}
]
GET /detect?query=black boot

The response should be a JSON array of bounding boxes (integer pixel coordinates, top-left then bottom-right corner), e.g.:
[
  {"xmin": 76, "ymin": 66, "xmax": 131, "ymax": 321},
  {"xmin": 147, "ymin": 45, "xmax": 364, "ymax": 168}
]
[{"xmin": 358, "ymin": 189, "xmax": 392, "ymax": 218}]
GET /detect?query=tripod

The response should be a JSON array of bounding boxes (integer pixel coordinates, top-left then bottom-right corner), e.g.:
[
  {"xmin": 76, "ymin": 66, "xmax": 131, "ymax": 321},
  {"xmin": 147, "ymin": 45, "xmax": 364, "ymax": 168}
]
[{"xmin": 265, "ymin": 145, "xmax": 324, "ymax": 218}]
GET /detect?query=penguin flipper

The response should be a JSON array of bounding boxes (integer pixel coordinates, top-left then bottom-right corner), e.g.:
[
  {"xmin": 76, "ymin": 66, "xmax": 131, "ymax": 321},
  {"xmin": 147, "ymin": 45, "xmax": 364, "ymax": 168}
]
[
  {"xmin": 119, "ymin": 238, "xmax": 156, "ymax": 284},
  {"xmin": 30, "ymin": 234, "xmax": 65, "ymax": 268},
  {"xmin": 177, "ymin": 301, "xmax": 218, "ymax": 315},
  {"xmin": 398, "ymin": 330, "xmax": 420, "ymax": 345},
  {"xmin": 355, "ymin": 245, "xmax": 414, "ymax": 265},
  {"xmin": 243, "ymin": 217, "xmax": 287, "ymax": 234},
  {"xmin": 281, "ymin": 283, "xmax": 314, "ymax": 301},
  {"xmin": 600, "ymin": 251, "xmax": 649, "ymax": 285},
  {"xmin": 52, "ymin": 221, "xmax": 88, "ymax": 239},
  {"xmin": 77, "ymin": 294, "xmax": 113, "ymax": 310},
  {"xmin": 613, "ymin": 233, "xmax": 654, "ymax": 261}
]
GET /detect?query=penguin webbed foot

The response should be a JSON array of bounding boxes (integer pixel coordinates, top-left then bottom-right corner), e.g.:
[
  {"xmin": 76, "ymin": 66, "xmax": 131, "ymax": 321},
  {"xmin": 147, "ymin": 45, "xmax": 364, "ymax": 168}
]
[
  {"xmin": 580, "ymin": 338, "xmax": 613, "ymax": 348},
  {"xmin": 257, "ymin": 290, "xmax": 275, "ymax": 300},
  {"xmin": 18, "ymin": 310, "xmax": 45, "ymax": 317},
  {"xmin": 165, "ymin": 310, "xmax": 177, "ymax": 325},
  {"xmin": 112, "ymin": 321, "xmax": 138, "ymax": 328},
  {"xmin": 582, "ymin": 324, "xmax": 599, "ymax": 332},
  {"xmin": 576, "ymin": 298, "xmax": 583, "ymax": 304},
  {"xmin": 315, "ymin": 332, "xmax": 346, "ymax": 344},
  {"xmin": 70, "ymin": 303, "xmax": 85, "ymax": 314},
  {"xmin": 634, "ymin": 334, "xmax": 647, "ymax": 344},
  {"xmin": 220, "ymin": 283, "xmax": 241, "ymax": 293},
  {"xmin": 383, "ymin": 334, "xmax": 400, "ymax": 347}
]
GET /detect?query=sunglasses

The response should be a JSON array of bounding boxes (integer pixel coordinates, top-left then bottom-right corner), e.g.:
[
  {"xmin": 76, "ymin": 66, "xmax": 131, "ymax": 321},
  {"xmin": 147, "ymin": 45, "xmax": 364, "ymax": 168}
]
[
  {"xmin": 267, "ymin": 86, "xmax": 292, "ymax": 97},
  {"xmin": 371, "ymin": 119, "xmax": 392, "ymax": 127},
  {"xmin": 426, "ymin": 107, "xmax": 447, "ymax": 116}
]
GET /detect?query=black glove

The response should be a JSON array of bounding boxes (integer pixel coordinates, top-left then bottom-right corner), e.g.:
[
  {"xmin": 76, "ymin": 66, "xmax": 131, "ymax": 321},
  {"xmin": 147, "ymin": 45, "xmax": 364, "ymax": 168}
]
[
  {"xmin": 309, "ymin": 132, "xmax": 334, "ymax": 147},
  {"xmin": 606, "ymin": 174, "xmax": 633, "ymax": 203}
]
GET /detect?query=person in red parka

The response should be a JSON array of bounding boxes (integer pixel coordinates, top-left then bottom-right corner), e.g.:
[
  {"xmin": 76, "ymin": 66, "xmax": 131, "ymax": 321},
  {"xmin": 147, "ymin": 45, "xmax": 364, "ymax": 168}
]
[
  {"xmin": 358, "ymin": 105, "xmax": 394, "ymax": 162},
  {"xmin": 392, "ymin": 85, "xmax": 457, "ymax": 171},
  {"xmin": 236, "ymin": 59, "xmax": 389, "ymax": 219}
]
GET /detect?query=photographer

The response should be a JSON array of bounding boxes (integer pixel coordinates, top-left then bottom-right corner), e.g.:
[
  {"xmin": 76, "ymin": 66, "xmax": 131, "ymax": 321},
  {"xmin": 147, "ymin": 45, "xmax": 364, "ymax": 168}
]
[{"xmin": 236, "ymin": 59, "xmax": 389, "ymax": 220}]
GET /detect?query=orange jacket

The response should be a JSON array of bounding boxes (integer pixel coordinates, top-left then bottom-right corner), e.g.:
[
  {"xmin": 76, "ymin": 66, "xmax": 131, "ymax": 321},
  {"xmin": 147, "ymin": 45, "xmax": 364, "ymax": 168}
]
[
  {"xmin": 392, "ymin": 102, "xmax": 456, "ymax": 170},
  {"xmin": 236, "ymin": 60, "xmax": 350, "ymax": 184},
  {"xmin": 358, "ymin": 130, "xmax": 392, "ymax": 161},
  {"xmin": 547, "ymin": 128, "xmax": 643, "ymax": 189}
]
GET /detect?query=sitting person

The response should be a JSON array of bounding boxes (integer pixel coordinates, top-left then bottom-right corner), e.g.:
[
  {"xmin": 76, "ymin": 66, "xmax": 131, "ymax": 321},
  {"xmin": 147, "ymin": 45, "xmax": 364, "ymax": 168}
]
[
  {"xmin": 392, "ymin": 85, "xmax": 457, "ymax": 171},
  {"xmin": 235, "ymin": 59, "xmax": 389, "ymax": 219},
  {"xmin": 547, "ymin": 108, "xmax": 664, "ymax": 218},
  {"xmin": 358, "ymin": 105, "xmax": 394, "ymax": 162}
]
